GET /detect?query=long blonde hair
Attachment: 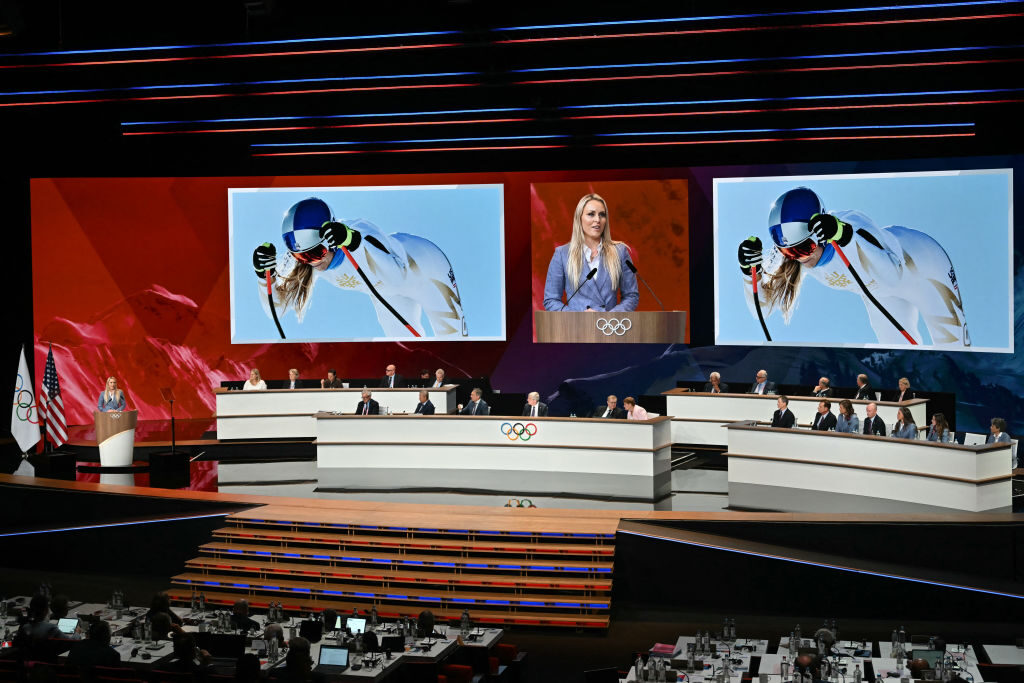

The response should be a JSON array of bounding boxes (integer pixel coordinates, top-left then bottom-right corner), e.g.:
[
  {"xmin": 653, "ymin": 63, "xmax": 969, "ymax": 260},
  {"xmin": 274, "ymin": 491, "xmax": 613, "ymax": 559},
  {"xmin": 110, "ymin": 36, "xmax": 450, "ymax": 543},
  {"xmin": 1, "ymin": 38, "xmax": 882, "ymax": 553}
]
[
  {"xmin": 760, "ymin": 259, "xmax": 803, "ymax": 321},
  {"xmin": 566, "ymin": 193, "xmax": 624, "ymax": 292},
  {"xmin": 275, "ymin": 261, "xmax": 315, "ymax": 319}
]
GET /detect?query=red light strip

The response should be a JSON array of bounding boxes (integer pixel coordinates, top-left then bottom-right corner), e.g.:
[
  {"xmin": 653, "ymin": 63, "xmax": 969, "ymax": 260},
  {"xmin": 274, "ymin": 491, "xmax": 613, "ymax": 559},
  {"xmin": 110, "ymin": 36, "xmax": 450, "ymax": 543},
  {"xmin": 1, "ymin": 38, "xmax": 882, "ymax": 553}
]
[
  {"xmin": 496, "ymin": 12, "xmax": 1023, "ymax": 44},
  {"xmin": 121, "ymin": 116, "xmax": 533, "ymax": 136},
  {"xmin": 515, "ymin": 57, "xmax": 1022, "ymax": 85},
  {"xmin": 0, "ymin": 42, "xmax": 461, "ymax": 70}
]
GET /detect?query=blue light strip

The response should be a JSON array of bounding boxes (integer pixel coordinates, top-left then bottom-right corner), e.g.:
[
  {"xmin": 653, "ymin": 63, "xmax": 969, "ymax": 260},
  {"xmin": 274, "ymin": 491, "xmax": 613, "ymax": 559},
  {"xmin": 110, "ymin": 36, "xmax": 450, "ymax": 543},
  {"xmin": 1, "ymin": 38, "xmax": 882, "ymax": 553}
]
[
  {"xmin": 511, "ymin": 44, "xmax": 1018, "ymax": 73},
  {"xmin": 0, "ymin": 512, "xmax": 228, "ymax": 537},
  {"xmin": 562, "ymin": 86, "xmax": 1024, "ymax": 110},
  {"xmin": 0, "ymin": 71, "xmax": 478, "ymax": 98},
  {"xmin": 0, "ymin": 30, "xmax": 460, "ymax": 58},
  {"xmin": 619, "ymin": 529, "xmax": 1024, "ymax": 599},
  {"xmin": 498, "ymin": 1, "xmax": 1018, "ymax": 31},
  {"xmin": 251, "ymin": 134, "xmax": 568, "ymax": 148},
  {"xmin": 595, "ymin": 122, "xmax": 974, "ymax": 136},
  {"xmin": 120, "ymin": 105, "xmax": 520, "ymax": 126}
]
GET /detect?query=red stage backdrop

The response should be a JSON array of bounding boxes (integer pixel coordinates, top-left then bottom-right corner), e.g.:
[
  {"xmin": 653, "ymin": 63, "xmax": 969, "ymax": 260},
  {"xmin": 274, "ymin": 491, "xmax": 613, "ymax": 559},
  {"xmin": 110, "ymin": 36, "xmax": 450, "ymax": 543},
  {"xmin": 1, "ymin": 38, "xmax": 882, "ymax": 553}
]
[{"xmin": 31, "ymin": 170, "xmax": 690, "ymax": 425}]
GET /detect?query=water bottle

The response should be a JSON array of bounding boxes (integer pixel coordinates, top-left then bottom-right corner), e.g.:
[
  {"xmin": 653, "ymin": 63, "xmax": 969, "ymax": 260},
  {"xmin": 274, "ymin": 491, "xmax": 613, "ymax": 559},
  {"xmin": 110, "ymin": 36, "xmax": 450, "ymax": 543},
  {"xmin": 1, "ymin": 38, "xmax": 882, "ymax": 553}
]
[
  {"xmin": 831, "ymin": 618, "xmax": 839, "ymax": 642},
  {"xmin": 199, "ymin": 592, "xmax": 206, "ymax": 612},
  {"xmin": 635, "ymin": 656, "xmax": 644, "ymax": 682},
  {"xmin": 730, "ymin": 618, "xmax": 736, "ymax": 640},
  {"xmin": 0, "ymin": 598, "xmax": 7, "ymax": 619},
  {"xmin": 781, "ymin": 656, "xmax": 790, "ymax": 681},
  {"xmin": 890, "ymin": 629, "xmax": 899, "ymax": 657},
  {"xmin": 460, "ymin": 609, "xmax": 471, "ymax": 636},
  {"xmin": 370, "ymin": 606, "xmax": 378, "ymax": 627},
  {"xmin": 789, "ymin": 632, "xmax": 797, "ymax": 657},
  {"xmin": 656, "ymin": 658, "xmax": 666, "ymax": 682},
  {"xmin": 794, "ymin": 624, "xmax": 802, "ymax": 644},
  {"xmin": 688, "ymin": 640, "xmax": 696, "ymax": 671},
  {"xmin": 190, "ymin": 589, "xmax": 197, "ymax": 613},
  {"xmin": 268, "ymin": 636, "xmax": 278, "ymax": 660},
  {"xmin": 142, "ymin": 619, "xmax": 152, "ymax": 644},
  {"xmin": 853, "ymin": 664, "xmax": 863, "ymax": 683}
]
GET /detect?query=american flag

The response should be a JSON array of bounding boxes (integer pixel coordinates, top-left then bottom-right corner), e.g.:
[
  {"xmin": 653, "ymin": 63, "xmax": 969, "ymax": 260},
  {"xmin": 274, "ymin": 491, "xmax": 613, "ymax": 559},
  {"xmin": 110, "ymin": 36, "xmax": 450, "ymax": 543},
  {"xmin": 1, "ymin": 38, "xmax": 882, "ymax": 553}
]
[{"xmin": 39, "ymin": 345, "xmax": 67, "ymax": 447}]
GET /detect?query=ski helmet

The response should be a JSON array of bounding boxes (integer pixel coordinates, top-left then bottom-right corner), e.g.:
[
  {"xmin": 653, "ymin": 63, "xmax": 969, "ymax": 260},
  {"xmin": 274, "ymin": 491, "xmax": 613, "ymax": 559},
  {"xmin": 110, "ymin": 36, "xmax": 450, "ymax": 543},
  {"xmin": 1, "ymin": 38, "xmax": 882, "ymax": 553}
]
[
  {"xmin": 282, "ymin": 197, "xmax": 333, "ymax": 264},
  {"xmin": 768, "ymin": 187, "xmax": 824, "ymax": 259}
]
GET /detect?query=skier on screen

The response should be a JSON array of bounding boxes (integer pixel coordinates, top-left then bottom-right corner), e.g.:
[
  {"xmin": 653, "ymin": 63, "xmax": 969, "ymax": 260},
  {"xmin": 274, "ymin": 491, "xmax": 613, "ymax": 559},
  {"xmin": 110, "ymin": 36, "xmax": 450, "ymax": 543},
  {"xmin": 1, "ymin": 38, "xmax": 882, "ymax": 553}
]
[
  {"xmin": 735, "ymin": 187, "xmax": 970, "ymax": 347},
  {"xmin": 252, "ymin": 197, "xmax": 468, "ymax": 338}
]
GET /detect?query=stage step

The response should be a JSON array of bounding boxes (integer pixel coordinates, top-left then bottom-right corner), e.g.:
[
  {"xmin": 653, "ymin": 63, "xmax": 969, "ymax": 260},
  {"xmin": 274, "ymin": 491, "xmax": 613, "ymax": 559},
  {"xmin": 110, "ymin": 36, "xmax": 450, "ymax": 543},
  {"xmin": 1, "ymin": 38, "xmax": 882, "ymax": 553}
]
[
  {"xmin": 185, "ymin": 557, "xmax": 612, "ymax": 592},
  {"xmin": 167, "ymin": 588, "xmax": 609, "ymax": 629}
]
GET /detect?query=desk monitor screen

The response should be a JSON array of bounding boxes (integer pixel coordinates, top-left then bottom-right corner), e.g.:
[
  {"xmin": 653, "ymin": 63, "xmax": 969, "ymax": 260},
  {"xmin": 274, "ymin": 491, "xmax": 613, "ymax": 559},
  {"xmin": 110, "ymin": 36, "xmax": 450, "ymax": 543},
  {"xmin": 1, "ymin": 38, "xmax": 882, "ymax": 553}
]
[
  {"xmin": 346, "ymin": 617, "xmax": 366, "ymax": 634},
  {"xmin": 963, "ymin": 433, "xmax": 987, "ymax": 446},
  {"xmin": 912, "ymin": 650, "xmax": 942, "ymax": 667},
  {"xmin": 319, "ymin": 645, "xmax": 349, "ymax": 666},
  {"xmin": 57, "ymin": 618, "xmax": 78, "ymax": 634}
]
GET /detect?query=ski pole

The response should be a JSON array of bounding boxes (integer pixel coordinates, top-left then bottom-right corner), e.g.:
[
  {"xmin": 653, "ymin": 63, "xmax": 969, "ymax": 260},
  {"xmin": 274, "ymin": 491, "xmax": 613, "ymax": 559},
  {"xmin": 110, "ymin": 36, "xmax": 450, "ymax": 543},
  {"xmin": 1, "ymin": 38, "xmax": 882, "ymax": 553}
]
[
  {"xmin": 266, "ymin": 271, "xmax": 286, "ymax": 340},
  {"xmin": 831, "ymin": 243, "xmax": 917, "ymax": 345},
  {"xmin": 751, "ymin": 266, "xmax": 772, "ymax": 342},
  {"xmin": 339, "ymin": 246, "xmax": 422, "ymax": 338}
]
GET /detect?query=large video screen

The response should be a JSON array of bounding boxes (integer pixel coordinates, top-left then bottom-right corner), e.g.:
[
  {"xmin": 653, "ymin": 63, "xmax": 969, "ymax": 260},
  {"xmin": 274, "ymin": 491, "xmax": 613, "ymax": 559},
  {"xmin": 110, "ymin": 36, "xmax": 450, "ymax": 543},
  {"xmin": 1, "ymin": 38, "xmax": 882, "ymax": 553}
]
[
  {"xmin": 229, "ymin": 184, "xmax": 505, "ymax": 342},
  {"xmin": 713, "ymin": 169, "xmax": 1013, "ymax": 352}
]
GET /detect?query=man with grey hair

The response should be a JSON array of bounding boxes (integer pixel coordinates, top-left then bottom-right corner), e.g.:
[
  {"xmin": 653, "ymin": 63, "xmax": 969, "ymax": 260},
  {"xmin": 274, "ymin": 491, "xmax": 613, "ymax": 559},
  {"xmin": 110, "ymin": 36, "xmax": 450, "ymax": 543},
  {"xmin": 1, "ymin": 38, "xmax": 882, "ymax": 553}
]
[
  {"xmin": 521, "ymin": 391, "xmax": 548, "ymax": 417},
  {"xmin": 747, "ymin": 369, "xmax": 776, "ymax": 395},
  {"xmin": 355, "ymin": 390, "xmax": 379, "ymax": 415},
  {"xmin": 703, "ymin": 372, "xmax": 729, "ymax": 393}
]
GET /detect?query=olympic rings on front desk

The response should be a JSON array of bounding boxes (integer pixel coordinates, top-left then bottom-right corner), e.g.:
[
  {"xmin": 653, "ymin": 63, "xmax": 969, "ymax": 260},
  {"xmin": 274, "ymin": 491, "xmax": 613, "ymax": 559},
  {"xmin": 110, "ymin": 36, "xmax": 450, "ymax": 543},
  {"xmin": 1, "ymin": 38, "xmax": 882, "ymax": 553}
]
[{"xmin": 499, "ymin": 422, "xmax": 538, "ymax": 441}]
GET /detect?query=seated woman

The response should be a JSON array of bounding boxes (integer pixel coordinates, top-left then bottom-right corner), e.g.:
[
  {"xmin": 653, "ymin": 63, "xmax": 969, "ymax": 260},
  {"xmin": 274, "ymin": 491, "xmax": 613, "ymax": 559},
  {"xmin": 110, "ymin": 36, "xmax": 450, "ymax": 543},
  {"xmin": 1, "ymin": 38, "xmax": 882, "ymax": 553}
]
[
  {"xmin": 891, "ymin": 406, "xmax": 918, "ymax": 439},
  {"xmin": 243, "ymin": 368, "xmax": 267, "ymax": 391},
  {"xmin": 926, "ymin": 412, "xmax": 953, "ymax": 443},
  {"xmin": 835, "ymin": 400, "xmax": 860, "ymax": 434},
  {"xmin": 623, "ymin": 396, "xmax": 649, "ymax": 420},
  {"xmin": 97, "ymin": 376, "xmax": 126, "ymax": 412},
  {"xmin": 892, "ymin": 377, "xmax": 916, "ymax": 402}
]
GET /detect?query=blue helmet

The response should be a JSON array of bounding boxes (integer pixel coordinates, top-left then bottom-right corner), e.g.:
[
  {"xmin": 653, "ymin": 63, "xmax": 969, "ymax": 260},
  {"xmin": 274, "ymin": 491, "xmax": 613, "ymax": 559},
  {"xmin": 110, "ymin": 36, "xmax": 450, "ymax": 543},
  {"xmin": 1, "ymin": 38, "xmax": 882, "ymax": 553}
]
[
  {"xmin": 768, "ymin": 187, "xmax": 825, "ymax": 248},
  {"xmin": 282, "ymin": 197, "xmax": 333, "ymax": 254}
]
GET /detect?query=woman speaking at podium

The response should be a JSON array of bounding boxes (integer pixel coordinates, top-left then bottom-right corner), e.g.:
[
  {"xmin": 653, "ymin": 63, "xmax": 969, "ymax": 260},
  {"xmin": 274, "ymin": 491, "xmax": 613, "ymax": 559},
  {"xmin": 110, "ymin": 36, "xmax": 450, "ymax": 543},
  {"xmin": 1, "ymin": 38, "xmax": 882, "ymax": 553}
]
[
  {"xmin": 543, "ymin": 193, "xmax": 638, "ymax": 312},
  {"xmin": 97, "ymin": 376, "xmax": 126, "ymax": 412}
]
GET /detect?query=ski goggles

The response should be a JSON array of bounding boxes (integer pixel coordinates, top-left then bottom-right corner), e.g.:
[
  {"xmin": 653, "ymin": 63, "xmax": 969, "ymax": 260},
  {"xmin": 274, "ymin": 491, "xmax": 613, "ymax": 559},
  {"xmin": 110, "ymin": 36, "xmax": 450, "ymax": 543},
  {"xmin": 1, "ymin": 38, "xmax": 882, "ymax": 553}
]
[
  {"xmin": 290, "ymin": 241, "xmax": 332, "ymax": 265},
  {"xmin": 776, "ymin": 238, "xmax": 818, "ymax": 261}
]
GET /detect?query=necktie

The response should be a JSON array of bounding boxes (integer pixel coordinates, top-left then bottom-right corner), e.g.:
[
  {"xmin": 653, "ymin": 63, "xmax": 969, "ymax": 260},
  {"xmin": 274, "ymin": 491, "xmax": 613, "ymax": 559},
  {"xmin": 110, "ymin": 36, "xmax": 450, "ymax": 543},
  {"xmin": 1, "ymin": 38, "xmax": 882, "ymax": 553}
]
[
  {"xmin": 472, "ymin": 402, "xmax": 478, "ymax": 415},
  {"xmin": 389, "ymin": 376, "xmax": 393, "ymax": 388},
  {"xmin": 531, "ymin": 405, "xmax": 536, "ymax": 417},
  {"xmin": 603, "ymin": 409, "xmax": 610, "ymax": 418},
  {"xmin": 363, "ymin": 403, "xmax": 368, "ymax": 415}
]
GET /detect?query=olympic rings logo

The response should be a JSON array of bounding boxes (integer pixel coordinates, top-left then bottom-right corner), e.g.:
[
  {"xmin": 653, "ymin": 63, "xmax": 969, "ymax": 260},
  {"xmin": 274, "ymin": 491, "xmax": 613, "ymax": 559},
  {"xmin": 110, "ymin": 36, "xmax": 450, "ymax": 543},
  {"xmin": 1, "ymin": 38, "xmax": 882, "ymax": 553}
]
[
  {"xmin": 12, "ymin": 373, "xmax": 40, "ymax": 424},
  {"xmin": 500, "ymin": 422, "xmax": 537, "ymax": 442},
  {"xmin": 596, "ymin": 317, "xmax": 632, "ymax": 336}
]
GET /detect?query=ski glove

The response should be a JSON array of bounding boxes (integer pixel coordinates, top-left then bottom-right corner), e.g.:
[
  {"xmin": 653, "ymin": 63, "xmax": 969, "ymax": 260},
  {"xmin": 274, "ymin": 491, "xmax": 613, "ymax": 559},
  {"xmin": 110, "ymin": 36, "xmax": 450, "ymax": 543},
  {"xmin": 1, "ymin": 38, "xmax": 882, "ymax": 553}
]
[
  {"xmin": 809, "ymin": 213, "xmax": 853, "ymax": 247},
  {"xmin": 319, "ymin": 221, "xmax": 362, "ymax": 252},
  {"xmin": 738, "ymin": 236, "xmax": 763, "ymax": 275},
  {"xmin": 253, "ymin": 242, "xmax": 277, "ymax": 279}
]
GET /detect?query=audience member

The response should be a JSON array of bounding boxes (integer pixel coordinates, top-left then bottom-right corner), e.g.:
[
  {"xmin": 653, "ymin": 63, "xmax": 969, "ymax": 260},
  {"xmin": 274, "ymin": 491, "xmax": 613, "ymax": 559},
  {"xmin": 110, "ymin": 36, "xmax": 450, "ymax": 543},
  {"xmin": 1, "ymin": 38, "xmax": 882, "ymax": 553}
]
[
  {"xmin": 355, "ymin": 390, "xmax": 379, "ymax": 415},
  {"xmin": 811, "ymin": 400, "xmax": 837, "ymax": 431},
  {"xmin": 812, "ymin": 377, "xmax": 832, "ymax": 398},
  {"xmin": 623, "ymin": 397, "xmax": 649, "ymax": 420},
  {"xmin": 414, "ymin": 390, "xmax": 435, "ymax": 415},
  {"xmin": 163, "ymin": 632, "xmax": 211, "ymax": 675},
  {"xmin": 231, "ymin": 600, "xmax": 260, "ymax": 633},
  {"xmin": 418, "ymin": 369, "xmax": 432, "ymax": 386},
  {"xmin": 459, "ymin": 388, "xmax": 489, "ymax": 416},
  {"xmin": 592, "ymin": 395, "xmax": 626, "ymax": 419},
  {"xmin": 236, "ymin": 653, "xmax": 262, "ymax": 683},
  {"xmin": 892, "ymin": 407, "xmax": 918, "ymax": 439},
  {"xmin": 987, "ymin": 417, "xmax": 1010, "ymax": 443},
  {"xmin": 380, "ymin": 364, "xmax": 404, "ymax": 389},
  {"xmin": 770, "ymin": 396, "xmax": 795, "ymax": 428},
  {"xmin": 49, "ymin": 595, "xmax": 70, "ymax": 620},
  {"xmin": 321, "ymin": 369, "xmax": 343, "ymax": 389},
  {"xmin": 862, "ymin": 402, "xmax": 886, "ymax": 436},
  {"xmin": 67, "ymin": 620, "xmax": 121, "ymax": 673},
  {"xmin": 748, "ymin": 369, "xmax": 776, "ymax": 395},
  {"xmin": 836, "ymin": 400, "xmax": 860, "ymax": 434},
  {"xmin": 927, "ymin": 412, "xmax": 953, "ymax": 443},
  {"xmin": 432, "ymin": 368, "xmax": 446, "ymax": 387},
  {"xmin": 149, "ymin": 612, "xmax": 174, "ymax": 642},
  {"xmin": 15, "ymin": 594, "xmax": 78, "ymax": 659},
  {"xmin": 147, "ymin": 591, "xmax": 182, "ymax": 626},
  {"xmin": 287, "ymin": 368, "xmax": 301, "ymax": 390},
  {"xmin": 703, "ymin": 372, "xmax": 729, "ymax": 393},
  {"xmin": 243, "ymin": 368, "xmax": 266, "ymax": 391},
  {"xmin": 893, "ymin": 377, "xmax": 916, "ymax": 402},
  {"xmin": 269, "ymin": 636, "xmax": 324, "ymax": 682},
  {"xmin": 854, "ymin": 374, "xmax": 874, "ymax": 401},
  {"xmin": 522, "ymin": 392, "xmax": 548, "ymax": 418}
]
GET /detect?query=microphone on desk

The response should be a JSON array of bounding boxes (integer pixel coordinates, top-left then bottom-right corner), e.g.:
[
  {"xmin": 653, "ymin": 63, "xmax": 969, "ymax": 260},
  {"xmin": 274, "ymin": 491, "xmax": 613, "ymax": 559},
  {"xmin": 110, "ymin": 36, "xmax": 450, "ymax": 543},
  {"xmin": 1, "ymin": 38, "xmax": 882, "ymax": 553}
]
[
  {"xmin": 561, "ymin": 268, "xmax": 598, "ymax": 310},
  {"xmin": 625, "ymin": 259, "xmax": 665, "ymax": 311}
]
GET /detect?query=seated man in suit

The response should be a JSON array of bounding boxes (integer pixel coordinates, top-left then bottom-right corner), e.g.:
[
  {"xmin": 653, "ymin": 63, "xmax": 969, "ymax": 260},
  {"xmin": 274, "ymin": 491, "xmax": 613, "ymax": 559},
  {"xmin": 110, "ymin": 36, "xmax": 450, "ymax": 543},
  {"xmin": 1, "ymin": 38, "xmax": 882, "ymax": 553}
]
[
  {"xmin": 522, "ymin": 391, "xmax": 548, "ymax": 418},
  {"xmin": 355, "ymin": 390, "xmax": 380, "ymax": 415},
  {"xmin": 703, "ymin": 372, "xmax": 729, "ymax": 394},
  {"xmin": 748, "ymin": 369, "xmax": 776, "ymax": 395},
  {"xmin": 770, "ymin": 395, "xmax": 795, "ymax": 428},
  {"xmin": 459, "ymin": 388, "xmax": 489, "ymax": 415},
  {"xmin": 862, "ymin": 402, "xmax": 886, "ymax": 436},
  {"xmin": 380, "ymin": 364, "xmax": 404, "ymax": 389},
  {"xmin": 812, "ymin": 377, "xmax": 832, "ymax": 398},
  {"xmin": 414, "ymin": 390, "xmax": 435, "ymax": 415},
  {"xmin": 811, "ymin": 400, "xmax": 837, "ymax": 431},
  {"xmin": 432, "ymin": 368, "xmax": 447, "ymax": 387},
  {"xmin": 68, "ymin": 620, "xmax": 121, "ymax": 672},
  {"xmin": 854, "ymin": 373, "xmax": 874, "ymax": 401},
  {"xmin": 230, "ymin": 600, "xmax": 260, "ymax": 633},
  {"xmin": 592, "ymin": 395, "xmax": 626, "ymax": 419},
  {"xmin": 987, "ymin": 417, "xmax": 1010, "ymax": 443},
  {"xmin": 893, "ymin": 376, "xmax": 916, "ymax": 402},
  {"xmin": 321, "ymin": 369, "xmax": 344, "ymax": 389}
]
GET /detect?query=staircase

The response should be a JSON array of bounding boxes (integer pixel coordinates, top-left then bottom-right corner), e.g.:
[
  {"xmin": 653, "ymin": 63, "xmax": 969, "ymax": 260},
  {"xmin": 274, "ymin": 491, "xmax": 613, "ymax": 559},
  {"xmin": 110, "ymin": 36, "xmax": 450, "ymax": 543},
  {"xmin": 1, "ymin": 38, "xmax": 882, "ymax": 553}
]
[{"xmin": 168, "ymin": 503, "xmax": 616, "ymax": 629}]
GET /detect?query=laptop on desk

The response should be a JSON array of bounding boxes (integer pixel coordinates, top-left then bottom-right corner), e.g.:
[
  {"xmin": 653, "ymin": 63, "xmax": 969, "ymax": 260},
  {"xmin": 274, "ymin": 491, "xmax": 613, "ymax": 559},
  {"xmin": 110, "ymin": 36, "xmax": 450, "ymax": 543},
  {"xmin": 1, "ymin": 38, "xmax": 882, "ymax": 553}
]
[{"xmin": 315, "ymin": 645, "xmax": 350, "ymax": 674}]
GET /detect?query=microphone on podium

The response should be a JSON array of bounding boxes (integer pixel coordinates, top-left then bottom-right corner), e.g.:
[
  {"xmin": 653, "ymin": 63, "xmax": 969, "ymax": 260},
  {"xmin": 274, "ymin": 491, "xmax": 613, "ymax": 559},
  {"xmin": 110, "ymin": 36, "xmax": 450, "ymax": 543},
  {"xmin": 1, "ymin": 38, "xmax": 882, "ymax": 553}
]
[
  {"xmin": 625, "ymin": 260, "xmax": 665, "ymax": 311},
  {"xmin": 561, "ymin": 268, "xmax": 598, "ymax": 310}
]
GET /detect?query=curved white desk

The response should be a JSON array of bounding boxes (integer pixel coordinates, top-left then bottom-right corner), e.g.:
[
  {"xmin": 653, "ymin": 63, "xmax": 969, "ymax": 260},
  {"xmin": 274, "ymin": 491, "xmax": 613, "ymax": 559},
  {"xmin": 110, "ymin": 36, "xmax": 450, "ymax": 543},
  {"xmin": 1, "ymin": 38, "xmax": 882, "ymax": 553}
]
[
  {"xmin": 215, "ymin": 386, "xmax": 458, "ymax": 439},
  {"xmin": 315, "ymin": 414, "xmax": 673, "ymax": 501},
  {"xmin": 725, "ymin": 421, "xmax": 1011, "ymax": 513},
  {"xmin": 663, "ymin": 390, "xmax": 928, "ymax": 447}
]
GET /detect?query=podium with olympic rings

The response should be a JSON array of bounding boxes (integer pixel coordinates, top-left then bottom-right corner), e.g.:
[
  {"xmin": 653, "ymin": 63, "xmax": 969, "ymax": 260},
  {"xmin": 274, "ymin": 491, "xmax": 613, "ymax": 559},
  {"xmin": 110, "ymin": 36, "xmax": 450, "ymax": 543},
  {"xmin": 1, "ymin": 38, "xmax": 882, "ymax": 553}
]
[
  {"xmin": 534, "ymin": 310, "xmax": 687, "ymax": 343},
  {"xmin": 314, "ymin": 412, "xmax": 673, "ymax": 500},
  {"xmin": 94, "ymin": 409, "xmax": 138, "ymax": 467}
]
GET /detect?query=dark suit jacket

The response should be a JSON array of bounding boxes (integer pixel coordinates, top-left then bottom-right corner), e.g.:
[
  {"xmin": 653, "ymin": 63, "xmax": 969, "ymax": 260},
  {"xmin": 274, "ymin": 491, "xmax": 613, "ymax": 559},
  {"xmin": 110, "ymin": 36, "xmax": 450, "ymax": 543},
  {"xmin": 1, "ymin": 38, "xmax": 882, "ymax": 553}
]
[
  {"xmin": 415, "ymin": 400, "xmax": 435, "ymax": 415},
  {"xmin": 893, "ymin": 389, "xmax": 916, "ymax": 402},
  {"xmin": 854, "ymin": 385, "xmax": 874, "ymax": 401},
  {"xmin": 592, "ymin": 406, "xmax": 627, "ymax": 419},
  {"xmin": 771, "ymin": 408, "xmax": 795, "ymax": 428},
  {"xmin": 522, "ymin": 402, "xmax": 549, "ymax": 417},
  {"xmin": 380, "ymin": 374, "xmax": 405, "ymax": 389},
  {"xmin": 813, "ymin": 387, "xmax": 833, "ymax": 398},
  {"xmin": 355, "ymin": 399, "xmax": 380, "ymax": 415},
  {"xmin": 460, "ymin": 399, "xmax": 489, "ymax": 415},
  {"xmin": 67, "ymin": 640, "xmax": 121, "ymax": 671},
  {"xmin": 703, "ymin": 382, "xmax": 730, "ymax": 393},
  {"xmin": 862, "ymin": 414, "xmax": 886, "ymax": 436},
  {"xmin": 812, "ymin": 411, "xmax": 837, "ymax": 431},
  {"xmin": 748, "ymin": 381, "xmax": 777, "ymax": 394},
  {"xmin": 322, "ymin": 377, "xmax": 344, "ymax": 388}
]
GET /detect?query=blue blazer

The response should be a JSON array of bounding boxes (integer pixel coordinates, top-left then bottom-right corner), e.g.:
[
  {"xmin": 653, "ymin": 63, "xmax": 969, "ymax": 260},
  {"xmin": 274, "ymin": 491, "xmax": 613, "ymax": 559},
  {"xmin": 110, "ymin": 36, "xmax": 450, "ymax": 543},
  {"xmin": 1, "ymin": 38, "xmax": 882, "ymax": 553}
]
[
  {"xmin": 97, "ymin": 391, "xmax": 126, "ymax": 412},
  {"xmin": 414, "ymin": 400, "xmax": 435, "ymax": 415},
  {"xmin": 543, "ymin": 243, "xmax": 639, "ymax": 312},
  {"xmin": 987, "ymin": 431, "xmax": 1011, "ymax": 444},
  {"xmin": 836, "ymin": 414, "xmax": 860, "ymax": 434},
  {"xmin": 892, "ymin": 422, "xmax": 918, "ymax": 439},
  {"xmin": 927, "ymin": 427, "xmax": 953, "ymax": 443}
]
